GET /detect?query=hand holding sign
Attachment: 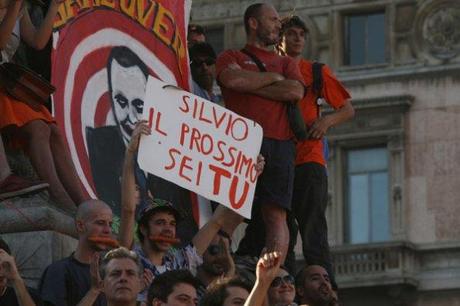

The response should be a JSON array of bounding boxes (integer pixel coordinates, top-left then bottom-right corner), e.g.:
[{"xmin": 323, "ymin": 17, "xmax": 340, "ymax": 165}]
[
  {"xmin": 127, "ymin": 120, "xmax": 152, "ymax": 154},
  {"xmin": 138, "ymin": 77, "xmax": 263, "ymax": 218}
]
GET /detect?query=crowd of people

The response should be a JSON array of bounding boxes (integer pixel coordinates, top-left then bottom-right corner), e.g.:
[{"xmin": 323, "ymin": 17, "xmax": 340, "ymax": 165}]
[{"xmin": 1, "ymin": 2, "xmax": 354, "ymax": 306}]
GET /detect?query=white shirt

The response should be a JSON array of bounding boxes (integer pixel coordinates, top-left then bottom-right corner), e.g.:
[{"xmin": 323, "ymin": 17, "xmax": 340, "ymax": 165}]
[{"xmin": 0, "ymin": 12, "xmax": 22, "ymax": 64}]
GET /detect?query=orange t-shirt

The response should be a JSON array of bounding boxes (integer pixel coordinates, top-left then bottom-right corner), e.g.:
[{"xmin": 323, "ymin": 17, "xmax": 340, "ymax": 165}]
[
  {"xmin": 295, "ymin": 59, "xmax": 351, "ymax": 166},
  {"xmin": 216, "ymin": 45, "xmax": 305, "ymax": 140}
]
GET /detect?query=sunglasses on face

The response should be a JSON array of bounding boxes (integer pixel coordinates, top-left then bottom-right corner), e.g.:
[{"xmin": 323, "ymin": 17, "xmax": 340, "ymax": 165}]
[
  {"xmin": 270, "ymin": 275, "xmax": 295, "ymax": 288},
  {"xmin": 190, "ymin": 57, "xmax": 216, "ymax": 67}
]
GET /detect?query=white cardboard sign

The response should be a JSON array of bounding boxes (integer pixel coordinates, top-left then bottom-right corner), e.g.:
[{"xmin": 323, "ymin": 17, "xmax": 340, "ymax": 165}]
[{"xmin": 138, "ymin": 76, "xmax": 263, "ymax": 218}]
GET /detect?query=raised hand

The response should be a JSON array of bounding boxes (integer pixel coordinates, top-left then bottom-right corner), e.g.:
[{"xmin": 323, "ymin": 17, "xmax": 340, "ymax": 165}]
[
  {"xmin": 89, "ymin": 252, "xmax": 103, "ymax": 293},
  {"xmin": 244, "ymin": 251, "xmax": 282, "ymax": 306},
  {"xmin": 126, "ymin": 120, "xmax": 152, "ymax": 154},
  {"xmin": 0, "ymin": 249, "xmax": 20, "ymax": 281},
  {"xmin": 219, "ymin": 235, "xmax": 235, "ymax": 278},
  {"xmin": 255, "ymin": 154, "xmax": 265, "ymax": 177},
  {"xmin": 255, "ymin": 251, "xmax": 281, "ymax": 286},
  {"xmin": 142, "ymin": 268, "xmax": 154, "ymax": 291}
]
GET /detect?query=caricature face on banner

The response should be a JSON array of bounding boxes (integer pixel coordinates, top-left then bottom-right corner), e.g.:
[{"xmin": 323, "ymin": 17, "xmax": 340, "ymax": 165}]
[{"xmin": 52, "ymin": 0, "xmax": 191, "ymax": 214}]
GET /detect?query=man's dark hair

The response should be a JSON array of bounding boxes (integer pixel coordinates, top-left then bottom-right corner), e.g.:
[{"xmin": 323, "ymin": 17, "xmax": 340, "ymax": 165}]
[
  {"xmin": 295, "ymin": 264, "xmax": 329, "ymax": 289},
  {"xmin": 189, "ymin": 42, "xmax": 216, "ymax": 60},
  {"xmin": 136, "ymin": 199, "xmax": 180, "ymax": 243},
  {"xmin": 243, "ymin": 3, "xmax": 265, "ymax": 34},
  {"xmin": 188, "ymin": 24, "xmax": 205, "ymax": 35},
  {"xmin": 107, "ymin": 46, "xmax": 149, "ymax": 94},
  {"xmin": 147, "ymin": 269, "xmax": 200, "ymax": 303},
  {"xmin": 280, "ymin": 15, "xmax": 308, "ymax": 37},
  {"xmin": 201, "ymin": 277, "xmax": 252, "ymax": 306},
  {"xmin": 0, "ymin": 237, "xmax": 11, "ymax": 254},
  {"xmin": 295, "ymin": 265, "xmax": 309, "ymax": 289}
]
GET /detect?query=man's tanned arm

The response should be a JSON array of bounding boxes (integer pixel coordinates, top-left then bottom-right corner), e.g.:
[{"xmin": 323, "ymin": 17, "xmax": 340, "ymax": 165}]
[
  {"xmin": 218, "ymin": 65, "xmax": 285, "ymax": 92},
  {"xmin": 308, "ymin": 100, "xmax": 354, "ymax": 139},
  {"xmin": 192, "ymin": 206, "xmax": 243, "ymax": 256},
  {"xmin": 219, "ymin": 63, "xmax": 304, "ymax": 102},
  {"xmin": 250, "ymin": 79, "xmax": 305, "ymax": 102},
  {"xmin": 119, "ymin": 120, "xmax": 151, "ymax": 248}
]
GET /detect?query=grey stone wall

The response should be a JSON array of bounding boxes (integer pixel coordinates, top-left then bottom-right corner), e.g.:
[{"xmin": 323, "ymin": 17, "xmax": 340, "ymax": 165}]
[{"xmin": 1, "ymin": 153, "xmax": 78, "ymax": 288}]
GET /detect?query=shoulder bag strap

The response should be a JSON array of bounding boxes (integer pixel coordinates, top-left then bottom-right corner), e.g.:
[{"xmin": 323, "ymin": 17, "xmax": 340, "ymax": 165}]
[{"xmin": 240, "ymin": 48, "xmax": 267, "ymax": 72}]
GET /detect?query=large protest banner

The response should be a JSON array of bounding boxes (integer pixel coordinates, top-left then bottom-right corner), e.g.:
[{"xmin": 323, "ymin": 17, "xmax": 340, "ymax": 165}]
[
  {"xmin": 51, "ymin": 0, "xmax": 192, "ymax": 217},
  {"xmin": 139, "ymin": 77, "xmax": 263, "ymax": 218}
]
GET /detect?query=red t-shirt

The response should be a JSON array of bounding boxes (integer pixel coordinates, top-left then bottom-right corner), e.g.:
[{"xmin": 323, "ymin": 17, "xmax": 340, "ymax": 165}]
[
  {"xmin": 216, "ymin": 45, "xmax": 304, "ymax": 140},
  {"xmin": 296, "ymin": 59, "xmax": 351, "ymax": 166}
]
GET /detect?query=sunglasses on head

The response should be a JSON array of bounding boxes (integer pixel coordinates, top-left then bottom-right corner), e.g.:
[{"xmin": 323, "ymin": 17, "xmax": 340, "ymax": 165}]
[
  {"xmin": 270, "ymin": 275, "xmax": 295, "ymax": 288},
  {"xmin": 191, "ymin": 57, "xmax": 216, "ymax": 67}
]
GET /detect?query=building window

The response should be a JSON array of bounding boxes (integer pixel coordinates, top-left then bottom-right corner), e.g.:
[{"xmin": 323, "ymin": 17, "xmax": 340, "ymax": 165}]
[
  {"xmin": 205, "ymin": 26, "xmax": 224, "ymax": 56},
  {"xmin": 346, "ymin": 147, "xmax": 390, "ymax": 244},
  {"xmin": 344, "ymin": 12, "xmax": 386, "ymax": 66}
]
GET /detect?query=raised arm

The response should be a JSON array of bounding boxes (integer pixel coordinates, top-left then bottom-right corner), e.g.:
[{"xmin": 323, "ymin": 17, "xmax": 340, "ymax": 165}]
[
  {"xmin": 20, "ymin": 0, "xmax": 63, "ymax": 50},
  {"xmin": 244, "ymin": 251, "xmax": 282, "ymax": 306},
  {"xmin": 0, "ymin": 249, "xmax": 36, "ymax": 306},
  {"xmin": 119, "ymin": 120, "xmax": 151, "ymax": 248},
  {"xmin": 192, "ymin": 205, "xmax": 243, "ymax": 256},
  {"xmin": 76, "ymin": 253, "xmax": 102, "ymax": 306},
  {"xmin": 192, "ymin": 154, "xmax": 265, "ymax": 255},
  {"xmin": 0, "ymin": 0, "xmax": 23, "ymax": 49}
]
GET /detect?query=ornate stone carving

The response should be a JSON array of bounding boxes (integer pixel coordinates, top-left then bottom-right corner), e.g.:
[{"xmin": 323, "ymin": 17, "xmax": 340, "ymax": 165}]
[
  {"xmin": 414, "ymin": 1, "xmax": 460, "ymax": 61},
  {"xmin": 423, "ymin": 6, "xmax": 460, "ymax": 59}
]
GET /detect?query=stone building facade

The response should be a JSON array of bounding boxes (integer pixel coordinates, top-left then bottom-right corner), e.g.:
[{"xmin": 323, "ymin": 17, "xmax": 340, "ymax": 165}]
[{"xmin": 191, "ymin": 0, "xmax": 460, "ymax": 305}]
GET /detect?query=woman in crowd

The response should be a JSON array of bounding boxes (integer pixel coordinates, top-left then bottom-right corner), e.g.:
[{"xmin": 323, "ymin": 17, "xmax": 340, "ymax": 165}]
[
  {"xmin": 266, "ymin": 267, "xmax": 297, "ymax": 306},
  {"xmin": 0, "ymin": 0, "xmax": 87, "ymax": 210}
]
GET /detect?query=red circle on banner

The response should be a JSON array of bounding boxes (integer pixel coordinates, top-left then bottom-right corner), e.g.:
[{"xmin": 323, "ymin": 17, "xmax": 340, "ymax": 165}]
[{"xmin": 52, "ymin": 7, "xmax": 190, "ymax": 198}]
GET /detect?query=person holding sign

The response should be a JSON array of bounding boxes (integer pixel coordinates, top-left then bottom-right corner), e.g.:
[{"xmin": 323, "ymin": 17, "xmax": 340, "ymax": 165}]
[
  {"xmin": 0, "ymin": 0, "xmax": 87, "ymax": 211},
  {"xmin": 216, "ymin": 3, "xmax": 306, "ymax": 264},
  {"xmin": 119, "ymin": 121, "xmax": 251, "ymax": 304}
]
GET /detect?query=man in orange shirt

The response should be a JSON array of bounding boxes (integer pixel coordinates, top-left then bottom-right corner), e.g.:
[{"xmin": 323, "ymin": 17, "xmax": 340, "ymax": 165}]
[
  {"xmin": 278, "ymin": 16, "xmax": 354, "ymax": 288},
  {"xmin": 216, "ymin": 3, "xmax": 305, "ymax": 263}
]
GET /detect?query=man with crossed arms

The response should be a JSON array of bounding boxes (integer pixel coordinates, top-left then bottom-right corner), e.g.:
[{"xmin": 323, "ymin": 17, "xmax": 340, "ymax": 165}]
[{"xmin": 216, "ymin": 3, "xmax": 305, "ymax": 263}]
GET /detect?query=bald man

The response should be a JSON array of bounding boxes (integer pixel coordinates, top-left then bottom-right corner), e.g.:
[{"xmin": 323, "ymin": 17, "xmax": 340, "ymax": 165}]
[{"xmin": 39, "ymin": 200, "xmax": 113, "ymax": 306}]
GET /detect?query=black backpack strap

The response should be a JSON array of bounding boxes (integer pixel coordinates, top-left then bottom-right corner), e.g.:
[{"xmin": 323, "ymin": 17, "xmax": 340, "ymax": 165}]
[
  {"xmin": 312, "ymin": 62, "xmax": 324, "ymax": 118},
  {"xmin": 312, "ymin": 62, "xmax": 324, "ymax": 96},
  {"xmin": 240, "ymin": 48, "xmax": 267, "ymax": 72}
]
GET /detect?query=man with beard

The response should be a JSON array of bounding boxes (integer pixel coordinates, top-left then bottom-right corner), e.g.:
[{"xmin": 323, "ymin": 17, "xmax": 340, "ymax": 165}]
[
  {"xmin": 195, "ymin": 232, "xmax": 234, "ymax": 300},
  {"xmin": 216, "ymin": 3, "xmax": 305, "ymax": 263},
  {"xmin": 100, "ymin": 247, "xmax": 143, "ymax": 306},
  {"xmin": 39, "ymin": 200, "xmax": 114, "ymax": 306},
  {"xmin": 295, "ymin": 265, "xmax": 335, "ymax": 306},
  {"xmin": 189, "ymin": 42, "xmax": 222, "ymax": 104}
]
